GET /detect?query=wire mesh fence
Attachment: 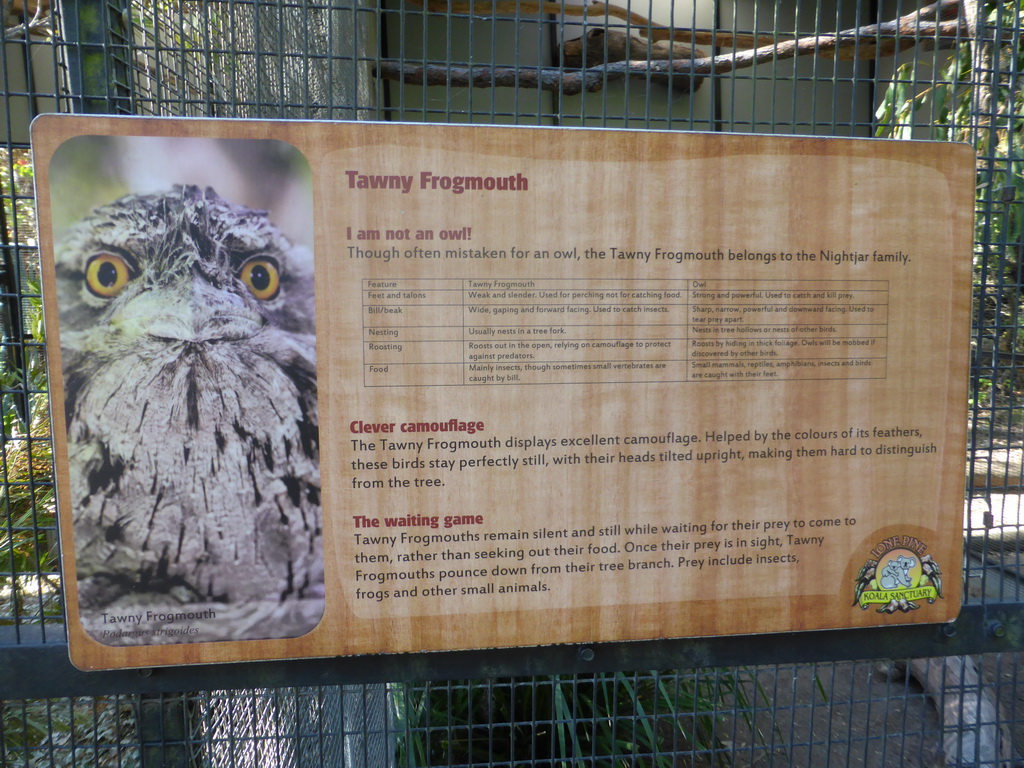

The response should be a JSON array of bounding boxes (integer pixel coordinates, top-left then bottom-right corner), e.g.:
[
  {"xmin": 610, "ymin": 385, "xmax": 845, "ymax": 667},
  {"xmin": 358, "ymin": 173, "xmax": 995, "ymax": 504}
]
[
  {"xmin": 1, "ymin": 0, "xmax": 1023, "ymax": 766},
  {"xmin": 5, "ymin": 659, "xmax": 1024, "ymax": 766}
]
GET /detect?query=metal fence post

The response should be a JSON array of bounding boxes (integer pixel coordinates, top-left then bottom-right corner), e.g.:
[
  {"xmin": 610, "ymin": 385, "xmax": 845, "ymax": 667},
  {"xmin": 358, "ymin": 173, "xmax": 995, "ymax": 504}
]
[{"xmin": 59, "ymin": 0, "xmax": 131, "ymax": 114}]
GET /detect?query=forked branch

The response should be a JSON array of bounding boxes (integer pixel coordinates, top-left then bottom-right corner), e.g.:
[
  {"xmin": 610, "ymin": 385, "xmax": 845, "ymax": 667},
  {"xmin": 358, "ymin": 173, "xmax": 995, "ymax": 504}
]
[{"xmin": 379, "ymin": 0, "xmax": 966, "ymax": 95}]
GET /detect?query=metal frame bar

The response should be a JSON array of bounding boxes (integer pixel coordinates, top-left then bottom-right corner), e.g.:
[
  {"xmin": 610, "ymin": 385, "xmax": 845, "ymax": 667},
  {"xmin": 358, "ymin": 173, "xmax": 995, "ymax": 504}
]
[{"xmin": 2, "ymin": 603, "xmax": 1020, "ymax": 700}]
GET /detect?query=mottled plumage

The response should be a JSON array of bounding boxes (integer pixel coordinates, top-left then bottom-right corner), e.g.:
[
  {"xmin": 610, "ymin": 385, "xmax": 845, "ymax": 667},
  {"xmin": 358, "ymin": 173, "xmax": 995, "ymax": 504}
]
[{"xmin": 56, "ymin": 185, "xmax": 322, "ymax": 642}]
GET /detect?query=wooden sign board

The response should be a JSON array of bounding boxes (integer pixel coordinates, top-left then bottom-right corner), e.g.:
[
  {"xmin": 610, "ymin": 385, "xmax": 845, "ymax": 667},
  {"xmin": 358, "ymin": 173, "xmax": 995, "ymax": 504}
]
[{"xmin": 32, "ymin": 116, "xmax": 974, "ymax": 671}]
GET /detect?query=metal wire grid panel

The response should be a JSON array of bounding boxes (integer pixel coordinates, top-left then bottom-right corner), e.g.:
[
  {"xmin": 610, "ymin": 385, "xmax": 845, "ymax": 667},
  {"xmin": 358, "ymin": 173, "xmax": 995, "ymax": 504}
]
[
  {"xmin": 0, "ymin": 0, "xmax": 65, "ymax": 648},
  {"xmin": 0, "ymin": 0, "xmax": 1023, "ymax": 766},
  {"xmin": 103, "ymin": 0, "xmax": 375, "ymax": 119},
  {"xmin": 389, "ymin": 661, "xmax": 1017, "ymax": 767},
  {"xmin": 3, "ymin": 660, "xmax": 1022, "ymax": 766}
]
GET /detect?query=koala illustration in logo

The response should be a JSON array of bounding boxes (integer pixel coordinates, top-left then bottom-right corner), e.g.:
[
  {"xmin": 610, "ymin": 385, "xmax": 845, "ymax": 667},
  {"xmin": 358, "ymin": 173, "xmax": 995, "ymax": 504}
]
[{"xmin": 879, "ymin": 554, "xmax": 916, "ymax": 589}]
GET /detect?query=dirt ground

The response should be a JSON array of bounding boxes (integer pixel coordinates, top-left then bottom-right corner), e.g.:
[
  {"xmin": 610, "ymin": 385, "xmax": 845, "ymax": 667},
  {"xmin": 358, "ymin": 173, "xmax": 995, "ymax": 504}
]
[
  {"xmin": 701, "ymin": 492, "xmax": 1024, "ymax": 767},
  {"xmin": 715, "ymin": 654, "xmax": 1024, "ymax": 768}
]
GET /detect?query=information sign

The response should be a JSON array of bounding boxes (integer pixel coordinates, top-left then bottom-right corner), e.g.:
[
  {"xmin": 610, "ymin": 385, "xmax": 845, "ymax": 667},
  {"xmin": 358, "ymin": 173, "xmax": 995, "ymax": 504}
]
[{"xmin": 32, "ymin": 116, "xmax": 973, "ymax": 670}]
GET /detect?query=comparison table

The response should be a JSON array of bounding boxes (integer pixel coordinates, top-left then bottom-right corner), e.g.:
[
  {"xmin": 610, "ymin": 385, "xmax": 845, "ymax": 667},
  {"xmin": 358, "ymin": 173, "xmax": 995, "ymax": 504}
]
[{"xmin": 362, "ymin": 278, "xmax": 889, "ymax": 386}]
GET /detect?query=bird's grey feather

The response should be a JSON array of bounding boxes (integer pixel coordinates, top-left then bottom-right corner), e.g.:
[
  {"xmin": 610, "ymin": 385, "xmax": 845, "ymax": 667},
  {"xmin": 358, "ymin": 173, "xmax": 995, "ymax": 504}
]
[{"xmin": 56, "ymin": 185, "xmax": 322, "ymax": 643}]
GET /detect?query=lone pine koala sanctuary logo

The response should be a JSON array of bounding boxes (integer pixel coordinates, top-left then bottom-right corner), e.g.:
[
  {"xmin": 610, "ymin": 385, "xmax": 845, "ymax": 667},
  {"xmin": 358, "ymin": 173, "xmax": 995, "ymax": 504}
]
[{"xmin": 852, "ymin": 535, "xmax": 944, "ymax": 614}]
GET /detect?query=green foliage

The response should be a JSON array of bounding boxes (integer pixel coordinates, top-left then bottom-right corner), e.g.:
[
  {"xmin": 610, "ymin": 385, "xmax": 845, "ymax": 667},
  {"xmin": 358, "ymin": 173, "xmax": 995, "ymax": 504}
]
[
  {"xmin": 1, "ymin": 430, "xmax": 58, "ymax": 613},
  {"xmin": 873, "ymin": 45, "xmax": 973, "ymax": 143},
  {"xmin": 4, "ymin": 149, "xmax": 38, "ymax": 248},
  {"xmin": 391, "ymin": 670, "xmax": 769, "ymax": 767},
  {"xmin": 876, "ymin": 1, "xmax": 1024, "ymax": 410},
  {"xmin": 0, "ymin": 293, "xmax": 58, "ymax": 619},
  {"xmin": 1, "ymin": 145, "xmax": 58, "ymax": 619},
  {"xmin": 1, "ymin": 697, "xmax": 140, "ymax": 768}
]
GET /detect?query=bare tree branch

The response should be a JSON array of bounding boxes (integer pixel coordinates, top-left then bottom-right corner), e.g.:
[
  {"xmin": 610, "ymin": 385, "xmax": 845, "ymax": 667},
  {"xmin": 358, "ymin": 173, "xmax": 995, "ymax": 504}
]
[
  {"xmin": 409, "ymin": 0, "xmax": 962, "ymax": 49},
  {"xmin": 376, "ymin": 5, "xmax": 966, "ymax": 96}
]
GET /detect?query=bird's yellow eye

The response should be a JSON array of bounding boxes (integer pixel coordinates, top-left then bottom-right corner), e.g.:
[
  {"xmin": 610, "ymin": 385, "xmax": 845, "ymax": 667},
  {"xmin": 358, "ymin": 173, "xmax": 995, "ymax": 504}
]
[
  {"xmin": 84, "ymin": 253, "xmax": 132, "ymax": 298},
  {"xmin": 240, "ymin": 258, "xmax": 280, "ymax": 300}
]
